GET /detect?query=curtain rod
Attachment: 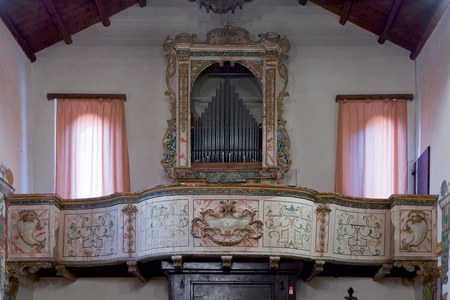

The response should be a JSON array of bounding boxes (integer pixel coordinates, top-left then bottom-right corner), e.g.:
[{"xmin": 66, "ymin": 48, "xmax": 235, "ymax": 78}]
[
  {"xmin": 335, "ymin": 94, "xmax": 414, "ymax": 102},
  {"xmin": 47, "ymin": 93, "xmax": 127, "ymax": 101}
]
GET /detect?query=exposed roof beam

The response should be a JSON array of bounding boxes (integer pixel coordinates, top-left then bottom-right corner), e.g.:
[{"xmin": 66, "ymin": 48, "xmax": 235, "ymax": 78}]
[
  {"xmin": 410, "ymin": 0, "xmax": 450, "ymax": 59},
  {"xmin": 339, "ymin": 0, "xmax": 354, "ymax": 25},
  {"xmin": 378, "ymin": 0, "xmax": 403, "ymax": 44},
  {"xmin": 298, "ymin": 0, "xmax": 308, "ymax": 5},
  {"xmin": 137, "ymin": 0, "xmax": 147, "ymax": 7},
  {"xmin": 0, "ymin": 6, "xmax": 36, "ymax": 62},
  {"xmin": 42, "ymin": 0, "xmax": 72, "ymax": 45},
  {"xmin": 93, "ymin": 0, "xmax": 111, "ymax": 27}
]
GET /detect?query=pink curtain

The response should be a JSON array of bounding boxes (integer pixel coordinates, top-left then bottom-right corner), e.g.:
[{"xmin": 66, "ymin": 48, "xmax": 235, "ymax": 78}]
[
  {"xmin": 56, "ymin": 99, "xmax": 131, "ymax": 199},
  {"xmin": 335, "ymin": 100, "xmax": 408, "ymax": 198}
]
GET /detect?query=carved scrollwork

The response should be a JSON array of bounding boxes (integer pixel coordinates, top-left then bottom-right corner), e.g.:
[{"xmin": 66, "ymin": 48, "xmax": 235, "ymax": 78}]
[
  {"xmin": 191, "ymin": 200, "xmax": 263, "ymax": 246},
  {"xmin": 393, "ymin": 260, "xmax": 439, "ymax": 281},
  {"xmin": 373, "ymin": 263, "xmax": 393, "ymax": 281},
  {"xmin": 162, "ymin": 26, "xmax": 292, "ymax": 182},
  {"xmin": 122, "ymin": 204, "xmax": 138, "ymax": 255},
  {"xmin": 16, "ymin": 210, "xmax": 46, "ymax": 249},
  {"xmin": 277, "ymin": 119, "xmax": 292, "ymax": 177},
  {"xmin": 315, "ymin": 204, "xmax": 331, "ymax": 254},
  {"xmin": 401, "ymin": 210, "xmax": 429, "ymax": 251}
]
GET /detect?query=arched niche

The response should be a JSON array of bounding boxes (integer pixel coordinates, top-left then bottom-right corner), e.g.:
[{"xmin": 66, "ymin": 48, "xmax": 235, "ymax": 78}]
[
  {"xmin": 161, "ymin": 26, "xmax": 291, "ymax": 183},
  {"xmin": 190, "ymin": 62, "xmax": 263, "ymax": 165}
]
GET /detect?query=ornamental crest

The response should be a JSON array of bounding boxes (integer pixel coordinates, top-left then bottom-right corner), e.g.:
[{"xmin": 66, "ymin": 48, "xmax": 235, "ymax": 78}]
[{"xmin": 191, "ymin": 200, "xmax": 263, "ymax": 246}]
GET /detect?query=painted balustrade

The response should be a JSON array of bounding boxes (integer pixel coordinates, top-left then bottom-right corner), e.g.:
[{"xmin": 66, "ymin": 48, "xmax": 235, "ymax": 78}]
[{"xmin": 4, "ymin": 184, "xmax": 438, "ymax": 281}]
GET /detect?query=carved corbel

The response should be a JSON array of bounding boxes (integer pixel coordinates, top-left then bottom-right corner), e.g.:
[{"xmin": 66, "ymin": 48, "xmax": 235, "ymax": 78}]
[
  {"xmin": 221, "ymin": 255, "xmax": 232, "ymax": 270},
  {"xmin": 127, "ymin": 261, "xmax": 147, "ymax": 283},
  {"xmin": 305, "ymin": 260, "xmax": 325, "ymax": 282},
  {"xmin": 414, "ymin": 261, "xmax": 440, "ymax": 282},
  {"xmin": 4, "ymin": 262, "xmax": 20, "ymax": 300},
  {"xmin": 171, "ymin": 255, "xmax": 183, "ymax": 271},
  {"xmin": 269, "ymin": 256, "xmax": 280, "ymax": 271},
  {"xmin": 373, "ymin": 263, "xmax": 393, "ymax": 281},
  {"xmin": 4, "ymin": 261, "xmax": 53, "ymax": 300},
  {"xmin": 393, "ymin": 260, "xmax": 439, "ymax": 281},
  {"xmin": 55, "ymin": 264, "xmax": 76, "ymax": 281}
]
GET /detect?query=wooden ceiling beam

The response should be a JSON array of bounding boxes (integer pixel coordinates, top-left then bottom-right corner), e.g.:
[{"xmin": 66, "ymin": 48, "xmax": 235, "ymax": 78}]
[
  {"xmin": 42, "ymin": 0, "xmax": 72, "ymax": 45},
  {"xmin": 298, "ymin": 0, "xmax": 308, "ymax": 5},
  {"xmin": 0, "ymin": 7, "xmax": 36, "ymax": 62},
  {"xmin": 339, "ymin": 0, "xmax": 354, "ymax": 25},
  {"xmin": 93, "ymin": 0, "xmax": 111, "ymax": 27},
  {"xmin": 410, "ymin": 0, "xmax": 450, "ymax": 60},
  {"xmin": 137, "ymin": 0, "xmax": 147, "ymax": 7},
  {"xmin": 378, "ymin": 0, "xmax": 403, "ymax": 44}
]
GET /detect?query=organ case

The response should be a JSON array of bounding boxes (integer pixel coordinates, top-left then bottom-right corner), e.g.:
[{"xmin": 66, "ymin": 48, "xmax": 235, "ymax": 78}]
[{"xmin": 161, "ymin": 26, "xmax": 291, "ymax": 183}]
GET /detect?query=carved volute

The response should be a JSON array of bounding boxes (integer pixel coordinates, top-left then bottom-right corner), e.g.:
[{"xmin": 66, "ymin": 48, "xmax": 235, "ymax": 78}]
[{"xmin": 161, "ymin": 25, "xmax": 291, "ymax": 183}]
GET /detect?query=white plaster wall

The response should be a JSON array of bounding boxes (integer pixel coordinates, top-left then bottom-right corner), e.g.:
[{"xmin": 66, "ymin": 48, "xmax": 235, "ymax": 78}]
[
  {"xmin": 284, "ymin": 44, "xmax": 415, "ymax": 190},
  {"xmin": 29, "ymin": 277, "xmax": 168, "ymax": 300},
  {"xmin": 415, "ymin": 4, "xmax": 450, "ymax": 298},
  {"xmin": 298, "ymin": 277, "xmax": 421, "ymax": 300},
  {"xmin": 416, "ymin": 6, "xmax": 450, "ymax": 196},
  {"xmin": 29, "ymin": 2, "xmax": 415, "ymax": 194},
  {"xmin": 29, "ymin": 45, "xmax": 169, "ymax": 193},
  {"xmin": 0, "ymin": 21, "xmax": 30, "ymax": 193}
]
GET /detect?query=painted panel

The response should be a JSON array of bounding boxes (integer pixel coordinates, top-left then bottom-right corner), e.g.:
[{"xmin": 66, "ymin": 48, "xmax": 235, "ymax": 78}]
[
  {"xmin": 139, "ymin": 199, "xmax": 189, "ymax": 252},
  {"xmin": 8, "ymin": 207, "xmax": 51, "ymax": 257},
  {"xmin": 263, "ymin": 200, "xmax": 313, "ymax": 251},
  {"xmin": 333, "ymin": 209, "xmax": 386, "ymax": 257},
  {"xmin": 192, "ymin": 199, "xmax": 261, "ymax": 247},
  {"xmin": 399, "ymin": 209, "xmax": 433, "ymax": 253},
  {"xmin": 63, "ymin": 209, "xmax": 118, "ymax": 258}
]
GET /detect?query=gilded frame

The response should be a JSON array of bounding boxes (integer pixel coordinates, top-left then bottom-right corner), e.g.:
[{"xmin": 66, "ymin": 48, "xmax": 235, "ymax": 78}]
[{"xmin": 161, "ymin": 26, "xmax": 291, "ymax": 183}]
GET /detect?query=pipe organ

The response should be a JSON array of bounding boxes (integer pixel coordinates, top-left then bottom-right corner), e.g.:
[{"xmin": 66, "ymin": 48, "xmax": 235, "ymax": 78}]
[
  {"xmin": 191, "ymin": 78, "xmax": 262, "ymax": 164},
  {"xmin": 162, "ymin": 26, "xmax": 292, "ymax": 182}
]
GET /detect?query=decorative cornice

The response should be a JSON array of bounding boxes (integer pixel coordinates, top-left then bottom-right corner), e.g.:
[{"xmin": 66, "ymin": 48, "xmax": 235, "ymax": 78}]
[{"xmin": 6, "ymin": 184, "xmax": 438, "ymax": 210}]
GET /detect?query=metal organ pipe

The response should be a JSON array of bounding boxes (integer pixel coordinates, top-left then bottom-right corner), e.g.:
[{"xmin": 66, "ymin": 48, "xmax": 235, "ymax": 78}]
[{"xmin": 191, "ymin": 78, "xmax": 262, "ymax": 164}]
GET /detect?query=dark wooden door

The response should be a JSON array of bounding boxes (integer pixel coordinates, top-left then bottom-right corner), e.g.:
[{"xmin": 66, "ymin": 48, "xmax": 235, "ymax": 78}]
[{"xmin": 162, "ymin": 261, "xmax": 301, "ymax": 300}]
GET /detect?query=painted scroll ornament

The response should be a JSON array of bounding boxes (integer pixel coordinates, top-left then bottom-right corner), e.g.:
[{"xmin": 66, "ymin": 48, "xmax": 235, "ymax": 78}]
[
  {"xmin": 192, "ymin": 200, "xmax": 263, "ymax": 246},
  {"xmin": 401, "ymin": 211, "xmax": 429, "ymax": 250},
  {"xmin": 17, "ymin": 210, "xmax": 46, "ymax": 249}
]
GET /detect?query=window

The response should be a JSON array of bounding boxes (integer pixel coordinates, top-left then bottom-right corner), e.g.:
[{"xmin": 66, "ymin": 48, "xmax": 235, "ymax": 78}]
[
  {"xmin": 335, "ymin": 95, "xmax": 411, "ymax": 198},
  {"xmin": 54, "ymin": 96, "xmax": 130, "ymax": 199}
]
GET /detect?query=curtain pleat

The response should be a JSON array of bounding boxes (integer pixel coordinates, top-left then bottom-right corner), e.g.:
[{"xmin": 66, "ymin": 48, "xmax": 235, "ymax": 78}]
[
  {"xmin": 56, "ymin": 99, "xmax": 130, "ymax": 199},
  {"xmin": 335, "ymin": 100, "xmax": 408, "ymax": 198}
]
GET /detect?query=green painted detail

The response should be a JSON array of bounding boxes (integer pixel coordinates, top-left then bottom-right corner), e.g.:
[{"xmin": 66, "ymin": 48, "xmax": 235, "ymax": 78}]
[
  {"xmin": 335, "ymin": 212, "xmax": 383, "ymax": 256},
  {"xmin": 264, "ymin": 203, "xmax": 312, "ymax": 250}
]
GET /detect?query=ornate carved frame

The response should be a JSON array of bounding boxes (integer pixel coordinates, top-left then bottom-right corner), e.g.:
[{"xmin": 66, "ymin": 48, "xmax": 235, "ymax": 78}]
[{"xmin": 161, "ymin": 26, "xmax": 291, "ymax": 183}]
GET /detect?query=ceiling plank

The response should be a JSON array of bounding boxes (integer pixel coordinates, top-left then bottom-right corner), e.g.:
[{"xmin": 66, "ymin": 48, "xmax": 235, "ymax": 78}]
[
  {"xmin": 378, "ymin": 0, "xmax": 403, "ymax": 44},
  {"xmin": 42, "ymin": 0, "xmax": 72, "ymax": 45},
  {"xmin": 339, "ymin": 0, "xmax": 354, "ymax": 25},
  {"xmin": 93, "ymin": 0, "xmax": 111, "ymax": 27},
  {"xmin": 299, "ymin": 0, "xmax": 308, "ymax": 5},
  {"xmin": 410, "ymin": 0, "xmax": 450, "ymax": 59},
  {"xmin": 0, "ymin": 6, "xmax": 36, "ymax": 62},
  {"xmin": 137, "ymin": 0, "xmax": 147, "ymax": 7}
]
